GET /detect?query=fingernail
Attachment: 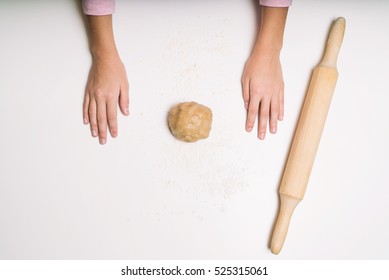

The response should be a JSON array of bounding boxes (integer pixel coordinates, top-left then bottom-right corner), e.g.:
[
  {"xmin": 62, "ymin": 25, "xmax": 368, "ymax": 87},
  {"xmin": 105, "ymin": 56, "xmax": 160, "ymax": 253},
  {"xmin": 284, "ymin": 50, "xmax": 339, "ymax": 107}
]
[
  {"xmin": 244, "ymin": 103, "xmax": 248, "ymax": 110},
  {"xmin": 259, "ymin": 133, "xmax": 265, "ymax": 140},
  {"xmin": 246, "ymin": 126, "xmax": 253, "ymax": 132},
  {"xmin": 125, "ymin": 108, "xmax": 129, "ymax": 115},
  {"xmin": 100, "ymin": 138, "xmax": 106, "ymax": 145},
  {"xmin": 83, "ymin": 118, "xmax": 88, "ymax": 124},
  {"xmin": 112, "ymin": 131, "xmax": 117, "ymax": 138},
  {"xmin": 92, "ymin": 130, "xmax": 98, "ymax": 137},
  {"xmin": 271, "ymin": 127, "xmax": 277, "ymax": 134},
  {"xmin": 279, "ymin": 115, "xmax": 284, "ymax": 121}
]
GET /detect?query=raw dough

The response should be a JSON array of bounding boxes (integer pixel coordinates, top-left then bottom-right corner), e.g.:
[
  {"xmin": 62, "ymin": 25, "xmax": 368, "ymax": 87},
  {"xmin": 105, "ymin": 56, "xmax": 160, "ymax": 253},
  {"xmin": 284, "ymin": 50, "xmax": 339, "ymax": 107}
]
[{"xmin": 168, "ymin": 102, "xmax": 212, "ymax": 142}]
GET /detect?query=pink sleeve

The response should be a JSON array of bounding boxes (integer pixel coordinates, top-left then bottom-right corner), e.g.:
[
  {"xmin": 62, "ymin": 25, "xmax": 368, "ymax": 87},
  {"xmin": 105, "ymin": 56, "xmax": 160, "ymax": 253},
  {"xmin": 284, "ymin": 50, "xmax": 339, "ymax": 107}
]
[
  {"xmin": 259, "ymin": 0, "xmax": 292, "ymax": 7},
  {"xmin": 82, "ymin": 0, "xmax": 116, "ymax": 16}
]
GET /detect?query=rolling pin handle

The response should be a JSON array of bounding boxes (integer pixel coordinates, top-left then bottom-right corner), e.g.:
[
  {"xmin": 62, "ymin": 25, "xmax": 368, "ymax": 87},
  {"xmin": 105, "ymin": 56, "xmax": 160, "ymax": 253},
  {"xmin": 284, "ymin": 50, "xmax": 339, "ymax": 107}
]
[
  {"xmin": 271, "ymin": 194, "xmax": 301, "ymax": 254},
  {"xmin": 319, "ymin": 17, "xmax": 346, "ymax": 68}
]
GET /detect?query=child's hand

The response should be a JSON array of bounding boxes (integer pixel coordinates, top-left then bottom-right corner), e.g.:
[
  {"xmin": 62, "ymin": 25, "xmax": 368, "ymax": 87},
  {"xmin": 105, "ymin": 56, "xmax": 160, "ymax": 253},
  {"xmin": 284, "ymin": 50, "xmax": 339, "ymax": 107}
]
[
  {"xmin": 242, "ymin": 48, "xmax": 284, "ymax": 140},
  {"xmin": 83, "ymin": 55, "xmax": 129, "ymax": 145}
]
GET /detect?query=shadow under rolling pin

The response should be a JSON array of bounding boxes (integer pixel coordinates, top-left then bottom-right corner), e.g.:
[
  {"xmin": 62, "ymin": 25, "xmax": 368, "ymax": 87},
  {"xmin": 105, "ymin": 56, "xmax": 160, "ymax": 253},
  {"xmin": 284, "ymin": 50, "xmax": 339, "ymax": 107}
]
[{"xmin": 270, "ymin": 17, "xmax": 346, "ymax": 255}]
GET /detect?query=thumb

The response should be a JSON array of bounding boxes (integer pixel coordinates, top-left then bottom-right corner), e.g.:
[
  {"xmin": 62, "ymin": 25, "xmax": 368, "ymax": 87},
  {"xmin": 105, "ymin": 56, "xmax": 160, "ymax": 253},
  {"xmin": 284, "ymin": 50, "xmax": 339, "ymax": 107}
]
[{"xmin": 119, "ymin": 82, "xmax": 130, "ymax": 116}]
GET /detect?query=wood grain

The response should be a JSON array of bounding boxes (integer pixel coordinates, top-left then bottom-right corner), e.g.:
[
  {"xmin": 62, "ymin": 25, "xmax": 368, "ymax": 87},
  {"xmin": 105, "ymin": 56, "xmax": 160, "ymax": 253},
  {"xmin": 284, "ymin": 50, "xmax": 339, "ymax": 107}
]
[{"xmin": 270, "ymin": 17, "xmax": 346, "ymax": 255}]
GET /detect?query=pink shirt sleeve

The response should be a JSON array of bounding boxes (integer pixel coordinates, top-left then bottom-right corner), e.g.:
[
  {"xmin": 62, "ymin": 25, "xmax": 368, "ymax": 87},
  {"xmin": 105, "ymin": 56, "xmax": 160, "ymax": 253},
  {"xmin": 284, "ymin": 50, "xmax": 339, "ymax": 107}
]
[
  {"xmin": 81, "ymin": 0, "xmax": 290, "ymax": 15},
  {"xmin": 82, "ymin": 0, "xmax": 116, "ymax": 15},
  {"xmin": 259, "ymin": 0, "xmax": 292, "ymax": 7}
]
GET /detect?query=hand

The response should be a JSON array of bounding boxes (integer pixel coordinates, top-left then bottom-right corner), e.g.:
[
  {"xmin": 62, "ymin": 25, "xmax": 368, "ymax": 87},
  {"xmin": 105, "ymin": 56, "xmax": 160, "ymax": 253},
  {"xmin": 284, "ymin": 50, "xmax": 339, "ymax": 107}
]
[
  {"xmin": 242, "ymin": 48, "xmax": 284, "ymax": 140},
  {"xmin": 83, "ymin": 55, "xmax": 129, "ymax": 144}
]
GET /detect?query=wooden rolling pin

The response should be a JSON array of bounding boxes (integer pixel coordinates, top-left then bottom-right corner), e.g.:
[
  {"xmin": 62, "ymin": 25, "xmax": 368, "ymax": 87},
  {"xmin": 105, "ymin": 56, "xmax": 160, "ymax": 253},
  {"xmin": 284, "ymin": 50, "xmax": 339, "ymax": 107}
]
[{"xmin": 270, "ymin": 17, "xmax": 346, "ymax": 254}]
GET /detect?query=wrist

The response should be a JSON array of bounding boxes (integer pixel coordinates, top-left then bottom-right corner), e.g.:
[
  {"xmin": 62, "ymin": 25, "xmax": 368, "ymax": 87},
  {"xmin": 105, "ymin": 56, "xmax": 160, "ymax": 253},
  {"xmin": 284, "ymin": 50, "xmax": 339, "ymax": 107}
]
[
  {"xmin": 252, "ymin": 42, "xmax": 282, "ymax": 60},
  {"xmin": 91, "ymin": 46, "xmax": 119, "ymax": 61}
]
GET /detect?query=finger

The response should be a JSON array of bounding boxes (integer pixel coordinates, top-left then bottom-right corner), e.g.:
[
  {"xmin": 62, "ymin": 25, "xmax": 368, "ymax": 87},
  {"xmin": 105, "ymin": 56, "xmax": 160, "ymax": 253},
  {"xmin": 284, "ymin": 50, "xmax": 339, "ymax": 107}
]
[
  {"xmin": 241, "ymin": 77, "xmax": 250, "ymax": 110},
  {"xmin": 97, "ymin": 100, "xmax": 108, "ymax": 145},
  {"xmin": 83, "ymin": 92, "xmax": 90, "ymax": 124},
  {"xmin": 270, "ymin": 96, "xmax": 279, "ymax": 134},
  {"xmin": 258, "ymin": 97, "xmax": 271, "ymax": 140},
  {"xmin": 107, "ymin": 100, "xmax": 118, "ymax": 138},
  {"xmin": 119, "ymin": 81, "xmax": 130, "ymax": 116},
  {"xmin": 246, "ymin": 93, "xmax": 260, "ymax": 132},
  {"xmin": 88, "ymin": 97, "xmax": 98, "ymax": 138},
  {"xmin": 278, "ymin": 85, "xmax": 284, "ymax": 121}
]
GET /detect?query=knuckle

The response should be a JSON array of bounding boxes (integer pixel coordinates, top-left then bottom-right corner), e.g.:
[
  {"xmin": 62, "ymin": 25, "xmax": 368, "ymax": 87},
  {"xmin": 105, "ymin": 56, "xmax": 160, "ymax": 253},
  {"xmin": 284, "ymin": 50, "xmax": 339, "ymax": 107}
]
[
  {"xmin": 89, "ymin": 119, "xmax": 97, "ymax": 126},
  {"xmin": 260, "ymin": 111, "xmax": 269, "ymax": 119},
  {"xmin": 271, "ymin": 101, "xmax": 279, "ymax": 109},
  {"xmin": 249, "ymin": 102, "xmax": 259, "ymax": 111},
  {"xmin": 108, "ymin": 117, "xmax": 116, "ymax": 124},
  {"xmin": 246, "ymin": 117, "xmax": 254, "ymax": 124},
  {"xmin": 248, "ymin": 108, "xmax": 258, "ymax": 117},
  {"xmin": 94, "ymin": 89, "xmax": 106, "ymax": 100},
  {"xmin": 249, "ymin": 85, "xmax": 260, "ymax": 95},
  {"xmin": 97, "ymin": 115, "xmax": 105, "ymax": 124},
  {"xmin": 271, "ymin": 106, "xmax": 279, "ymax": 114},
  {"xmin": 248, "ymin": 114, "xmax": 257, "ymax": 122}
]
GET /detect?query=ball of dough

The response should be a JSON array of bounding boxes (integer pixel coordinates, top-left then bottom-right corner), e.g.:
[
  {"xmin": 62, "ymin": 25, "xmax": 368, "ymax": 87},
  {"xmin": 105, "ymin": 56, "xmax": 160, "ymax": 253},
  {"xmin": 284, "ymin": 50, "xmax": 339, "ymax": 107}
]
[{"xmin": 168, "ymin": 102, "xmax": 213, "ymax": 142}]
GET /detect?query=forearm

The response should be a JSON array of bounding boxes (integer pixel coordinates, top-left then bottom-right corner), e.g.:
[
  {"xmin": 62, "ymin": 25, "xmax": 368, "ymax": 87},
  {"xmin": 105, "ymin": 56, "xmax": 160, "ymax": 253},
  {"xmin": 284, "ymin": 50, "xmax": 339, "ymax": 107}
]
[
  {"xmin": 86, "ymin": 15, "xmax": 119, "ymax": 60},
  {"xmin": 254, "ymin": 6, "xmax": 288, "ymax": 54}
]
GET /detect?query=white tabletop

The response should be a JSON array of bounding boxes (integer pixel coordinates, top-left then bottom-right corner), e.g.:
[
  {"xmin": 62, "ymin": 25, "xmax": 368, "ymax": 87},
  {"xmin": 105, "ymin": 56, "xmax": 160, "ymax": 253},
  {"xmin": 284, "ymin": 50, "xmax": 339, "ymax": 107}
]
[{"xmin": 0, "ymin": 0, "xmax": 388, "ymax": 259}]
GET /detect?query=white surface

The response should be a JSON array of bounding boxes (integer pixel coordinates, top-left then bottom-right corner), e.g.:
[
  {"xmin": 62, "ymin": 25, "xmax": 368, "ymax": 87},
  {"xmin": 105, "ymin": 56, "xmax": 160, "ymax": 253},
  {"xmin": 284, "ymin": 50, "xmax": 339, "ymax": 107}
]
[{"xmin": 0, "ymin": 0, "xmax": 388, "ymax": 259}]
